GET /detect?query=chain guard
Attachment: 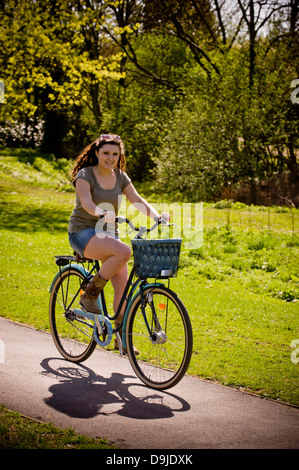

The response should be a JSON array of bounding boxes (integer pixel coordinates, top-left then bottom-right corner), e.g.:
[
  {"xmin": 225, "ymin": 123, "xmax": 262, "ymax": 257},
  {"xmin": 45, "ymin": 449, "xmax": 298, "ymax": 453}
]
[{"xmin": 93, "ymin": 315, "xmax": 113, "ymax": 347}]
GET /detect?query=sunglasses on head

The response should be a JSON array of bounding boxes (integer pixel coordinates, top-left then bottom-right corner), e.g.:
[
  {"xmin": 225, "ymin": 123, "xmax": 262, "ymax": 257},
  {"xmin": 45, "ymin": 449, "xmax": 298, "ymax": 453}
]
[{"xmin": 99, "ymin": 134, "xmax": 121, "ymax": 142}]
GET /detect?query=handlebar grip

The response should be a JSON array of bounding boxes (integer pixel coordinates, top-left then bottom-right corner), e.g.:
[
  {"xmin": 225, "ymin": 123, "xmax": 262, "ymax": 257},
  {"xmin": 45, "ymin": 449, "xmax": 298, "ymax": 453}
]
[{"xmin": 98, "ymin": 210, "xmax": 107, "ymax": 220}]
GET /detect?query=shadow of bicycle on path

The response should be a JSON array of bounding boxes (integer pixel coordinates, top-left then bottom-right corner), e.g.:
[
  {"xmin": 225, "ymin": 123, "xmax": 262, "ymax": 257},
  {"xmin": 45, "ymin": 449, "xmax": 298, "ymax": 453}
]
[{"xmin": 40, "ymin": 357, "xmax": 190, "ymax": 421}]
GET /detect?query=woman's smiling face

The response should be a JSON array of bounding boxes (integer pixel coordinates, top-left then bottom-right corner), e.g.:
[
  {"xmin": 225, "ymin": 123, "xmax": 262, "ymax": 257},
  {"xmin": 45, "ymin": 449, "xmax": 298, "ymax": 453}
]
[{"xmin": 96, "ymin": 143, "xmax": 120, "ymax": 170}]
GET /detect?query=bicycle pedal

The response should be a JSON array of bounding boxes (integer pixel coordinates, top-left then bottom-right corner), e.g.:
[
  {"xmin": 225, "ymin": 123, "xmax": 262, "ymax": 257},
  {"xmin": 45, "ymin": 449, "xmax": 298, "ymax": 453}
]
[{"xmin": 95, "ymin": 315, "xmax": 106, "ymax": 336}]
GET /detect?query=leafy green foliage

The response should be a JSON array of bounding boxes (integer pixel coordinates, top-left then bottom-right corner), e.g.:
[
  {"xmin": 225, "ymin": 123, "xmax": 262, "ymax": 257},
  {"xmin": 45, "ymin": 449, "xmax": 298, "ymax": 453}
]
[{"xmin": 0, "ymin": 1, "xmax": 298, "ymax": 196}]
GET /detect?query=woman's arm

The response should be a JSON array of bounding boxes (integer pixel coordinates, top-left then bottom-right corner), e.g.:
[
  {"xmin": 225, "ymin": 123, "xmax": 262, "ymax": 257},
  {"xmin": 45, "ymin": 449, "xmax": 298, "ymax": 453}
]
[
  {"xmin": 123, "ymin": 183, "xmax": 170, "ymax": 221},
  {"xmin": 75, "ymin": 179, "xmax": 110, "ymax": 218}
]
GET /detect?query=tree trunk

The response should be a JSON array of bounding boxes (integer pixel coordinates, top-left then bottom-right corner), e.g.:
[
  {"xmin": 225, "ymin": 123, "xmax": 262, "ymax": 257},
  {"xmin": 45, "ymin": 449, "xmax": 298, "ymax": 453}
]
[
  {"xmin": 41, "ymin": 110, "xmax": 67, "ymax": 157},
  {"xmin": 249, "ymin": 0, "xmax": 256, "ymax": 88}
]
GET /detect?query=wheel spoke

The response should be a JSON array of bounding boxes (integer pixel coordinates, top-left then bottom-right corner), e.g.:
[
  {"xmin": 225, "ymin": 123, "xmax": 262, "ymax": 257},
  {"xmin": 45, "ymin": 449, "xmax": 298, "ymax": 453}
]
[
  {"xmin": 126, "ymin": 286, "xmax": 192, "ymax": 390},
  {"xmin": 49, "ymin": 269, "xmax": 96, "ymax": 362}
]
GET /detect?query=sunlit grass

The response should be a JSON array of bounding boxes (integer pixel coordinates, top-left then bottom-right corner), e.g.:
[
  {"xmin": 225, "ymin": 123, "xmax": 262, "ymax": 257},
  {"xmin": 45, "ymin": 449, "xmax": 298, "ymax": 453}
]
[
  {"xmin": 0, "ymin": 404, "xmax": 115, "ymax": 449},
  {"xmin": 0, "ymin": 148, "xmax": 298, "ymax": 404}
]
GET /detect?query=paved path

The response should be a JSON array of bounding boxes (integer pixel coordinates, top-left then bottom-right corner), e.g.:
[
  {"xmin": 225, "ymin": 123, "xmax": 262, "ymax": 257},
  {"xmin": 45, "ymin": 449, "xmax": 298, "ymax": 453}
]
[{"xmin": 0, "ymin": 317, "xmax": 298, "ymax": 449}]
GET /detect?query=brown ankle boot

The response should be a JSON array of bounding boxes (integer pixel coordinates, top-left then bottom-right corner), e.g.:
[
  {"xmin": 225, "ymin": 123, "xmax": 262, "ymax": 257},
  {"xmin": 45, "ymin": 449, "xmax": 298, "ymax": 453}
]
[{"xmin": 80, "ymin": 273, "xmax": 107, "ymax": 314}]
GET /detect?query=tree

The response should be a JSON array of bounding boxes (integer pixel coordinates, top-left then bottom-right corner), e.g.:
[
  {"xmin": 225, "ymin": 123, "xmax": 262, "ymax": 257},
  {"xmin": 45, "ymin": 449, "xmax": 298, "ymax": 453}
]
[
  {"xmin": 236, "ymin": 0, "xmax": 289, "ymax": 87},
  {"xmin": 0, "ymin": 0, "xmax": 297, "ymax": 198},
  {"xmin": 0, "ymin": 0, "xmax": 123, "ymax": 155},
  {"xmin": 143, "ymin": 0, "xmax": 222, "ymax": 78}
]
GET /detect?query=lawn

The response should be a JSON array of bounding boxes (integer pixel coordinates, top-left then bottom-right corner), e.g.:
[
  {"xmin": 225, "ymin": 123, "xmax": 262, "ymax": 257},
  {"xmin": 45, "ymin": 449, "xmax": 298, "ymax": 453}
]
[
  {"xmin": 0, "ymin": 404, "xmax": 115, "ymax": 449},
  {"xmin": 0, "ymin": 147, "xmax": 298, "ymax": 405}
]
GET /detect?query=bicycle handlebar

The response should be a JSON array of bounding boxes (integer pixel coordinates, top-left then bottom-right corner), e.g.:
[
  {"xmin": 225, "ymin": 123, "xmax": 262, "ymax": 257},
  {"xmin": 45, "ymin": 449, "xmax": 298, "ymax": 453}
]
[
  {"xmin": 117, "ymin": 216, "xmax": 158, "ymax": 231},
  {"xmin": 99, "ymin": 213, "xmax": 173, "ymax": 238}
]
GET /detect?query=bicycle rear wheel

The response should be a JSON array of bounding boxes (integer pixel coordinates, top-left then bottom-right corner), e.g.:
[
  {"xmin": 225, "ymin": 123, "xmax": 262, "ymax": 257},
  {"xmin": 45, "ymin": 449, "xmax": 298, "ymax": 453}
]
[
  {"xmin": 49, "ymin": 267, "xmax": 96, "ymax": 362},
  {"xmin": 126, "ymin": 285, "xmax": 193, "ymax": 390}
]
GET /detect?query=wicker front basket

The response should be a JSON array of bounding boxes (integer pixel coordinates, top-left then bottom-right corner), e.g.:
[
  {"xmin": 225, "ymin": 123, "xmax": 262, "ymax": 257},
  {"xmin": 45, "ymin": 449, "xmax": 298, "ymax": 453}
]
[{"xmin": 131, "ymin": 238, "xmax": 182, "ymax": 278}]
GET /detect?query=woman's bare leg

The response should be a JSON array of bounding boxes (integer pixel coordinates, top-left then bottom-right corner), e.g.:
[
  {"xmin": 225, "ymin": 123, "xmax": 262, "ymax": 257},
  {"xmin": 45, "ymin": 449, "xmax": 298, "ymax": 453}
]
[
  {"xmin": 85, "ymin": 235, "xmax": 139, "ymax": 354},
  {"xmin": 110, "ymin": 264, "xmax": 129, "ymax": 319},
  {"xmin": 84, "ymin": 234, "xmax": 131, "ymax": 281},
  {"xmin": 83, "ymin": 233, "xmax": 130, "ymax": 321}
]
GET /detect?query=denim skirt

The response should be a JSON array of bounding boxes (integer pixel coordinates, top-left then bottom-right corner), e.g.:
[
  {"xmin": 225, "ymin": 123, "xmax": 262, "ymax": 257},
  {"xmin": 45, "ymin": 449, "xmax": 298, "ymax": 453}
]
[
  {"xmin": 68, "ymin": 228, "xmax": 119, "ymax": 258},
  {"xmin": 68, "ymin": 228, "xmax": 96, "ymax": 258}
]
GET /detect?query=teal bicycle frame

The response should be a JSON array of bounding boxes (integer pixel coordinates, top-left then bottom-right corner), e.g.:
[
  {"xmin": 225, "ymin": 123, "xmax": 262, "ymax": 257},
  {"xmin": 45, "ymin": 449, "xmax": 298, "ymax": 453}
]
[{"xmin": 50, "ymin": 257, "xmax": 164, "ymax": 354}]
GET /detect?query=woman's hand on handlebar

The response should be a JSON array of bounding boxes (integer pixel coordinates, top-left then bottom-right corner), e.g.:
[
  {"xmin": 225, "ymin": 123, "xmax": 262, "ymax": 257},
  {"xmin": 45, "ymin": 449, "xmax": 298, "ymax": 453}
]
[
  {"xmin": 158, "ymin": 212, "xmax": 171, "ymax": 224},
  {"xmin": 99, "ymin": 210, "xmax": 116, "ymax": 224}
]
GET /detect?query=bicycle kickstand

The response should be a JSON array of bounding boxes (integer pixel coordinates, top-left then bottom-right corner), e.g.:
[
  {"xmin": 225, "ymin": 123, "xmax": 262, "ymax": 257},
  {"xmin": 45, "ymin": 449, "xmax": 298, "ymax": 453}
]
[{"xmin": 115, "ymin": 331, "xmax": 124, "ymax": 355}]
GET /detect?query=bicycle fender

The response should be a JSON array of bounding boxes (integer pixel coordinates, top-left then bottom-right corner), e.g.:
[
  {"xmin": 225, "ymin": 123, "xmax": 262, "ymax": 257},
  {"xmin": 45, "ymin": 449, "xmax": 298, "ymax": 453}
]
[
  {"xmin": 49, "ymin": 263, "xmax": 90, "ymax": 293},
  {"xmin": 122, "ymin": 282, "xmax": 164, "ymax": 349}
]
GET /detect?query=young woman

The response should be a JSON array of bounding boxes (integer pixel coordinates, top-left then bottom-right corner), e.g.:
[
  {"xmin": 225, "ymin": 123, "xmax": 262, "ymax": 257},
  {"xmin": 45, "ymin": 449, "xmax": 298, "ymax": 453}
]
[{"xmin": 68, "ymin": 134, "xmax": 169, "ymax": 349}]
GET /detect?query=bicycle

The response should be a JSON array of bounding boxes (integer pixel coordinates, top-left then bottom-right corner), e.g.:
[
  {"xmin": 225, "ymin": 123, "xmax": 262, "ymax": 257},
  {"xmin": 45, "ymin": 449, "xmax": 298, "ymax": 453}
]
[{"xmin": 49, "ymin": 217, "xmax": 193, "ymax": 390}]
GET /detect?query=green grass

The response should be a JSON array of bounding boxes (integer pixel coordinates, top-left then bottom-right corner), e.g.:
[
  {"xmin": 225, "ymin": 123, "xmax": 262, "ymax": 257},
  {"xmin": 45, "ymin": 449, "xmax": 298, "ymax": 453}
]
[
  {"xmin": 0, "ymin": 147, "xmax": 299, "ymax": 409},
  {"xmin": 0, "ymin": 146, "xmax": 73, "ymax": 192},
  {"xmin": 0, "ymin": 404, "xmax": 115, "ymax": 449}
]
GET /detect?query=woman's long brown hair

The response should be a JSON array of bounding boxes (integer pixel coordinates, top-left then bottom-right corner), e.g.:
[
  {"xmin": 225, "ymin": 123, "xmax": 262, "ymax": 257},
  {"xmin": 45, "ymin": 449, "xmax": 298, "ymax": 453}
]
[{"xmin": 70, "ymin": 134, "xmax": 126, "ymax": 181}]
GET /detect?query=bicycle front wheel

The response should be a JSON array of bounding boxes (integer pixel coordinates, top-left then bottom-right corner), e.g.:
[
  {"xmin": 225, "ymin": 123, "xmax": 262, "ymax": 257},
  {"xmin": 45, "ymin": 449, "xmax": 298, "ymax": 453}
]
[
  {"xmin": 126, "ymin": 285, "xmax": 193, "ymax": 390},
  {"xmin": 49, "ymin": 267, "xmax": 96, "ymax": 363}
]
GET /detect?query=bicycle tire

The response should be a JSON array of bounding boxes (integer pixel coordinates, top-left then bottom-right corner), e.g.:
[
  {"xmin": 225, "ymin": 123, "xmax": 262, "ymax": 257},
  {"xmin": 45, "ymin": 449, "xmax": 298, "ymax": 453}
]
[
  {"xmin": 49, "ymin": 267, "xmax": 97, "ymax": 363},
  {"xmin": 126, "ymin": 285, "xmax": 193, "ymax": 390}
]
